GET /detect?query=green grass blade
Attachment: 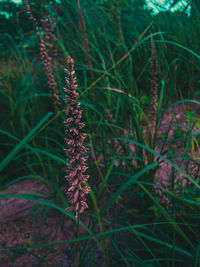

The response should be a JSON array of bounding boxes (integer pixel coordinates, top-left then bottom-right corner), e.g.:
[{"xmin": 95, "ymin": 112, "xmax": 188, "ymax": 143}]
[
  {"xmin": 0, "ymin": 112, "xmax": 53, "ymax": 173},
  {"xmin": 0, "ymin": 193, "xmax": 103, "ymax": 252},
  {"xmin": 0, "ymin": 222, "xmax": 192, "ymax": 257},
  {"xmin": 0, "ymin": 175, "xmax": 49, "ymax": 190},
  {"xmin": 140, "ymin": 184, "xmax": 194, "ymax": 250},
  {"xmin": 49, "ymin": 174, "xmax": 69, "ymax": 207},
  {"xmin": 194, "ymin": 241, "xmax": 200, "ymax": 267},
  {"xmin": 132, "ymin": 228, "xmax": 192, "ymax": 258},
  {"xmin": 97, "ymin": 154, "xmax": 117, "ymax": 202},
  {"xmin": 113, "ymin": 138, "xmax": 200, "ymax": 190},
  {"xmin": 156, "ymin": 40, "xmax": 200, "ymax": 60},
  {"xmin": 110, "ymin": 238, "xmax": 131, "ymax": 267},
  {"xmin": 100, "ymin": 162, "xmax": 158, "ymax": 217}
]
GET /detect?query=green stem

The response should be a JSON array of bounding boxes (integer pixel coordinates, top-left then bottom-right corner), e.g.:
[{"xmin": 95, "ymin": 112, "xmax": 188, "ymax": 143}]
[{"xmin": 76, "ymin": 216, "xmax": 80, "ymax": 267}]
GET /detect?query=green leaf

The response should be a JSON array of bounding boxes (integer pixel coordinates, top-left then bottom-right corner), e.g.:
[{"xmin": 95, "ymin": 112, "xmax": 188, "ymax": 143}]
[
  {"xmin": 140, "ymin": 95, "xmax": 151, "ymax": 105},
  {"xmin": 97, "ymin": 154, "xmax": 116, "ymax": 202},
  {"xmin": 173, "ymin": 128, "xmax": 185, "ymax": 138},
  {"xmin": 100, "ymin": 162, "xmax": 158, "ymax": 217},
  {"xmin": 194, "ymin": 90, "xmax": 200, "ymax": 96},
  {"xmin": 148, "ymin": 205, "xmax": 162, "ymax": 218},
  {"xmin": 161, "ymin": 131, "xmax": 168, "ymax": 140},
  {"xmin": 0, "ymin": 112, "xmax": 53, "ymax": 173}
]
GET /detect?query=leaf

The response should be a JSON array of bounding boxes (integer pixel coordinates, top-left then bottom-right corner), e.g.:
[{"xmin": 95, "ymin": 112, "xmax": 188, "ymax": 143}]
[
  {"xmin": 126, "ymin": 209, "xmax": 139, "ymax": 214},
  {"xmin": 140, "ymin": 95, "xmax": 151, "ymax": 105},
  {"xmin": 195, "ymin": 122, "xmax": 200, "ymax": 129},
  {"xmin": 0, "ymin": 112, "xmax": 53, "ymax": 173},
  {"xmin": 173, "ymin": 128, "xmax": 185, "ymax": 138},
  {"xmin": 148, "ymin": 205, "xmax": 162, "ymax": 217},
  {"xmin": 100, "ymin": 162, "xmax": 158, "ymax": 217},
  {"xmin": 194, "ymin": 90, "xmax": 200, "ymax": 96}
]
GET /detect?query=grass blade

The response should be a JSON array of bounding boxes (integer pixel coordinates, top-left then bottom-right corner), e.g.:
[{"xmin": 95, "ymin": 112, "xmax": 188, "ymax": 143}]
[
  {"xmin": 0, "ymin": 112, "xmax": 53, "ymax": 173},
  {"xmin": 100, "ymin": 162, "xmax": 158, "ymax": 217}
]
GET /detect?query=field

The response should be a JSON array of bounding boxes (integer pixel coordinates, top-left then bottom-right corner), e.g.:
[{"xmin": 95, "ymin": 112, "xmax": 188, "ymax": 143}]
[{"xmin": 0, "ymin": 0, "xmax": 200, "ymax": 266}]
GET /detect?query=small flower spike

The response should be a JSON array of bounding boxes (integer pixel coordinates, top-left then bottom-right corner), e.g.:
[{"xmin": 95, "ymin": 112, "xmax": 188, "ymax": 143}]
[
  {"xmin": 63, "ymin": 56, "xmax": 90, "ymax": 221},
  {"xmin": 150, "ymin": 34, "xmax": 158, "ymax": 128}
]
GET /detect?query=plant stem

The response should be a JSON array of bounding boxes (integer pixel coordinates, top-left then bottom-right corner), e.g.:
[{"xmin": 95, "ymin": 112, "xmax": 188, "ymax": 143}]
[{"xmin": 76, "ymin": 216, "xmax": 80, "ymax": 267}]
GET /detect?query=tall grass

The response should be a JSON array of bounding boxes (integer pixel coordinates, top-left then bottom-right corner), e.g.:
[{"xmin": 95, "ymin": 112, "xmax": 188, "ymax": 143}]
[{"xmin": 0, "ymin": 0, "xmax": 200, "ymax": 266}]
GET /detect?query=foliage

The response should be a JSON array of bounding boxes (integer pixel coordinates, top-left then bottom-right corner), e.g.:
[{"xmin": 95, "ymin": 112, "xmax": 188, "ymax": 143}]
[{"xmin": 0, "ymin": 0, "xmax": 200, "ymax": 266}]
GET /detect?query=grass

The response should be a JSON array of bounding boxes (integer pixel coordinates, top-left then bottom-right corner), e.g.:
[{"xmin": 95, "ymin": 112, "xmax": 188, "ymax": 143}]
[{"xmin": 0, "ymin": 0, "xmax": 200, "ymax": 266}]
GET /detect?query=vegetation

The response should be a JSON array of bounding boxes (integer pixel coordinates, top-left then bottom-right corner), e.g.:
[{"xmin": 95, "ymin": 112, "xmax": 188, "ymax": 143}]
[{"xmin": 0, "ymin": 0, "xmax": 200, "ymax": 266}]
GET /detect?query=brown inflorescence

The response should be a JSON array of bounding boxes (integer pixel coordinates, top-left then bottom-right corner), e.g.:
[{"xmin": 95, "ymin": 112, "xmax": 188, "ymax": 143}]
[
  {"xmin": 77, "ymin": 0, "xmax": 92, "ymax": 69},
  {"xmin": 24, "ymin": 0, "xmax": 60, "ymax": 109},
  {"xmin": 40, "ymin": 15, "xmax": 58, "ymax": 58},
  {"xmin": 63, "ymin": 56, "xmax": 90, "ymax": 221},
  {"xmin": 39, "ymin": 35, "xmax": 61, "ymax": 108},
  {"xmin": 150, "ymin": 34, "xmax": 158, "ymax": 128}
]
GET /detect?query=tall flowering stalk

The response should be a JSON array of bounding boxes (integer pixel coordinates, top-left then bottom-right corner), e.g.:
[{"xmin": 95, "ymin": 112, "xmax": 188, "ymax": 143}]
[
  {"xmin": 116, "ymin": 0, "xmax": 124, "ymax": 47},
  {"xmin": 24, "ymin": 0, "xmax": 60, "ymax": 110},
  {"xmin": 40, "ymin": 15, "xmax": 58, "ymax": 58},
  {"xmin": 77, "ymin": 0, "xmax": 92, "ymax": 70},
  {"xmin": 77, "ymin": 0, "xmax": 95, "ymax": 103},
  {"xmin": 63, "ymin": 56, "xmax": 90, "ymax": 221},
  {"xmin": 39, "ymin": 29, "xmax": 61, "ymax": 109},
  {"xmin": 149, "ymin": 34, "xmax": 158, "ymax": 129}
]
